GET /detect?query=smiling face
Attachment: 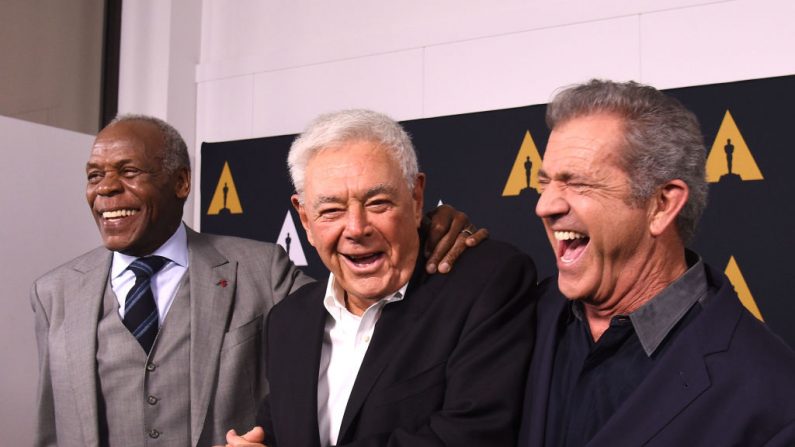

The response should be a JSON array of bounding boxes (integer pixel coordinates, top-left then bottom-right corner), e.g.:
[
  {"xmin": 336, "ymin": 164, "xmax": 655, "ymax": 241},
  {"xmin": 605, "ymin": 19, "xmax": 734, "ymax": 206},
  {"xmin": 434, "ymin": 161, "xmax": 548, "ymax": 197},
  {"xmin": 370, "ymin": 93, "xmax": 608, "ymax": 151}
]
[
  {"xmin": 536, "ymin": 113, "xmax": 657, "ymax": 307},
  {"xmin": 86, "ymin": 120, "xmax": 190, "ymax": 256},
  {"xmin": 293, "ymin": 139, "xmax": 424, "ymax": 314}
]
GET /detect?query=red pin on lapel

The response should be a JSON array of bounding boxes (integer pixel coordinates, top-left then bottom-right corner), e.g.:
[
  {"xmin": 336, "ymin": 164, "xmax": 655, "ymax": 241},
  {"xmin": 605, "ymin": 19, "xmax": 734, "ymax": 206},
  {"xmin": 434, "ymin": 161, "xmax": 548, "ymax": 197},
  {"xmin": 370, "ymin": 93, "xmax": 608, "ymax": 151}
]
[{"xmin": 216, "ymin": 279, "xmax": 228, "ymax": 288}]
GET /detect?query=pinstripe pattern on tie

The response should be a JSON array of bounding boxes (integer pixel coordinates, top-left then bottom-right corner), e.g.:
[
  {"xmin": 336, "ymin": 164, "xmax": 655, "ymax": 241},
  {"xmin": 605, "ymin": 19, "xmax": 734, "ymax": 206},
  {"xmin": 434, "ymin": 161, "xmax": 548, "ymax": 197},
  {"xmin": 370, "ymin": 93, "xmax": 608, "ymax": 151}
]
[{"xmin": 123, "ymin": 256, "xmax": 169, "ymax": 354}]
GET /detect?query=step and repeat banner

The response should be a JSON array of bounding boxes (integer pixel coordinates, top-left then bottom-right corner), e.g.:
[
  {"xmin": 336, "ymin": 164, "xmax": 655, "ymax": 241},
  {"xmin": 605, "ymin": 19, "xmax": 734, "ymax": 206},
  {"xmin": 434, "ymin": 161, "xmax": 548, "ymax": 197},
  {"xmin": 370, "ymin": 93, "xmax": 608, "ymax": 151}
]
[{"xmin": 201, "ymin": 75, "xmax": 795, "ymax": 349}]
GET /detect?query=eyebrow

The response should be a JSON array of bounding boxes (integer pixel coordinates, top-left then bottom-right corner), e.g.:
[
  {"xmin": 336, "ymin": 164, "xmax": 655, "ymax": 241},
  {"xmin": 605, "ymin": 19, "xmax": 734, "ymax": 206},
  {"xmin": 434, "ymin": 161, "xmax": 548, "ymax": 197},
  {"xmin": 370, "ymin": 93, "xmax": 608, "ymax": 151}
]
[
  {"xmin": 86, "ymin": 158, "xmax": 136, "ymax": 170},
  {"xmin": 537, "ymin": 168, "xmax": 578, "ymax": 183}
]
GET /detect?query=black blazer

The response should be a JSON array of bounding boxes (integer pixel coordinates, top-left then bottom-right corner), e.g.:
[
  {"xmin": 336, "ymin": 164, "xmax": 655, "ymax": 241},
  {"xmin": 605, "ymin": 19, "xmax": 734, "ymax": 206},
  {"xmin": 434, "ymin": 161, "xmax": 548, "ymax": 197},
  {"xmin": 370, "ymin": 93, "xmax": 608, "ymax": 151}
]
[
  {"xmin": 260, "ymin": 239, "xmax": 538, "ymax": 446},
  {"xmin": 518, "ymin": 263, "xmax": 795, "ymax": 446}
]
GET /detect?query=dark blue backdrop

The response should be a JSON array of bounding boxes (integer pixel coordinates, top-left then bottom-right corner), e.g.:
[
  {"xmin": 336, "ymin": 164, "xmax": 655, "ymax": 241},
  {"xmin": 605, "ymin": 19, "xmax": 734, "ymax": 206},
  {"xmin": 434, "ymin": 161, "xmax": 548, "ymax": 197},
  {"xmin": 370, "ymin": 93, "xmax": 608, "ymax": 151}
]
[{"xmin": 201, "ymin": 75, "xmax": 795, "ymax": 349}]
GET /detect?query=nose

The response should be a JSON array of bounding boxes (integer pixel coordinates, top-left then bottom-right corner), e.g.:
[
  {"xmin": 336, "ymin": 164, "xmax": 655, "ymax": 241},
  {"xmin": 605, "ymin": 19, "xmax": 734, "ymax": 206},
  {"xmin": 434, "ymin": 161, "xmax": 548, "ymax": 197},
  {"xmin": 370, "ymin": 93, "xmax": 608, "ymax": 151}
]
[
  {"xmin": 535, "ymin": 182, "xmax": 569, "ymax": 220},
  {"xmin": 344, "ymin": 204, "xmax": 372, "ymax": 240},
  {"xmin": 94, "ymin": 171, "xmax": 123, "ymax": 196}
]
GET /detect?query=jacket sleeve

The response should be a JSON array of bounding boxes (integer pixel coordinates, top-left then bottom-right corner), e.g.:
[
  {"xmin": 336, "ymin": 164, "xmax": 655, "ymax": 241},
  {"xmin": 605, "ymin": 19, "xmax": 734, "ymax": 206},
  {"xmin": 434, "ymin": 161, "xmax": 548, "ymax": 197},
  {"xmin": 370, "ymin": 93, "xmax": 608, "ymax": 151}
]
[
  {"xmin": 30, "ymin": 281, "xmax": 57, "ymax": 447},
  {"xmin": 268, "ymin": 243, "xmax": 315, "ymax": 304}
]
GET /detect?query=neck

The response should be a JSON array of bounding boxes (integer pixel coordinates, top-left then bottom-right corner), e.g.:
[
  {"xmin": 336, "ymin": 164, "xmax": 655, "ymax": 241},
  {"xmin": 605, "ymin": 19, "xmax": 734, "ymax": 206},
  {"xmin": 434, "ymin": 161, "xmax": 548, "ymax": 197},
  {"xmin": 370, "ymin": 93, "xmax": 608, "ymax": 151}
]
[{"xmin": 584, "ymin": 243, "xmax": 687, "ymax": 341}]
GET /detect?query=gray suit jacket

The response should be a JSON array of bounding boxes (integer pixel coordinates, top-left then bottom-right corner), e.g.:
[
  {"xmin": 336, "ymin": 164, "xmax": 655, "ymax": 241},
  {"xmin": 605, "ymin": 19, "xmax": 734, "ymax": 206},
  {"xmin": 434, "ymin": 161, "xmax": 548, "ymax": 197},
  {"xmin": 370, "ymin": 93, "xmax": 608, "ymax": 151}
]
[{"xmin": 31, "ymin": 226, "xmax": 313, "ymax": 446}]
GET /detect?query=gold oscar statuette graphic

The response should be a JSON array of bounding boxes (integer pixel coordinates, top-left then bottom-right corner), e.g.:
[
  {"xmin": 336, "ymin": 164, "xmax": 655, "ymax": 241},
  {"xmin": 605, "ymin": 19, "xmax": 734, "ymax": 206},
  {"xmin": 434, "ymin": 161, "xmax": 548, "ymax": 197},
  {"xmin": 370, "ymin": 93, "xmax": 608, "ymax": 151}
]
[
  {"xmin": 706, "ymin": 110, "xmax": 763, "ymax": 183},
  {"xmin": 502, "ymin": 131, "xmax": 543, "ymax": 196},
  {"xmin": 207, "ymin": 161, "xmax": 244, "ymax": 215},
  {"xmin": 724, "ymin": 256, "xmax": 763, "ymax": 321}
]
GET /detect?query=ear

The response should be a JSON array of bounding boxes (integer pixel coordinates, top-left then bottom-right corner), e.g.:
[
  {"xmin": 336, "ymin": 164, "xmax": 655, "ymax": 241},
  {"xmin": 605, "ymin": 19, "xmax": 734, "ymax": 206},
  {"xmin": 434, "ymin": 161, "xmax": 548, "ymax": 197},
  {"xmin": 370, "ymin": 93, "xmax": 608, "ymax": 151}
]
[
  {"xmin": 412, "ymin": 173, "xmax": 426, "ymax": 227},
  {"xmin": 175, "ymin": 168, "xmax": 191, "ymax": 200},
  {"xmin": 291, "ymin": 194, "xmax": 315, "ymax": 246},
  {"xmin": 649, "ymin": 179, "xmax": 689, "ymax": 237}
]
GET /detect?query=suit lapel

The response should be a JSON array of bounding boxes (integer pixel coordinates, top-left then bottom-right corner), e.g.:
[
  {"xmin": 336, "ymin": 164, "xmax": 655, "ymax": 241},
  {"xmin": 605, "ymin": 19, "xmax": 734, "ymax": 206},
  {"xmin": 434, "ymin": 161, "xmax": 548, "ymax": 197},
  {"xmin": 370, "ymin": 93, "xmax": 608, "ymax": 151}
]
[
  {"xmin": 63, "ymin": 249, "xmax": 111, "ymax": 446},
  {"xmin": 185, "ymin": 230, "xmax": 238, "ymax": 446},
  {"xmin": 285, "ymin": 285, "xmax": 327, "ymax": 447},
  {"xmin": 519, "ymin": 279, "xmax": 568, "ymax": 447},
  {"xmin": 589, "ymin": 332, "xmax": 711, "ymax": 445},
  {"xmin": 589, "ymin": 272, "xmax": 739, "ymax": 445},
  {"xmin": 337, "ymin": 260, "xmax": 433, "ymax": 442}
]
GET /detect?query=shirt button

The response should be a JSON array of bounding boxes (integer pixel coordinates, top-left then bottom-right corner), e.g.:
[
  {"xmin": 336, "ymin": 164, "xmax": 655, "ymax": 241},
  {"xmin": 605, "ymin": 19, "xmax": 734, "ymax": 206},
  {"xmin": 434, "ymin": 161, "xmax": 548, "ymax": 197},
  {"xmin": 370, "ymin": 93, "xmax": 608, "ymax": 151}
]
[
  {"xmin": 363, "ymin": 335, "xmax": 371, "ymax": 343},
  {"xmin": 147, "ymin": 395, "xmax": 159, "ymax": 405},
  {"xmin": 146, "ymin": 362, "xmax": 157, "ymax": 372},
  {"xmin": 148, "ymin": 429, "xmax": 160, "ymax": 439}
]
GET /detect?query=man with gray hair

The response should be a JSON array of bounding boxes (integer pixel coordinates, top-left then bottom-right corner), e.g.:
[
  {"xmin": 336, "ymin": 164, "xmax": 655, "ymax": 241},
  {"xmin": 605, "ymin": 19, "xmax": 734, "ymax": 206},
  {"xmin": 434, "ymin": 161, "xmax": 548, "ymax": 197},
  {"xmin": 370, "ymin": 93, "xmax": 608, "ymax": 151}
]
[
  {"xmin": 519, "ymin": 80, "xmax": 795, "ymax": 446},
  {"xmin": 224, "ymin": 109, "xmax": 538, "ymax": 446},
  {"xmin": 31, "ymin": 114, "xmax": 486, "ymax": 447}
]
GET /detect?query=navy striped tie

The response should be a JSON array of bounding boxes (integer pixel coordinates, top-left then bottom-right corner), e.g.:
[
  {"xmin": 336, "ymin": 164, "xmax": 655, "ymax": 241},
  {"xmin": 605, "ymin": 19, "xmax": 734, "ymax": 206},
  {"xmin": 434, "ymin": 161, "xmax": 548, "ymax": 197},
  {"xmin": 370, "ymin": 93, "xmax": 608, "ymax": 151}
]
[{"xmin": 123, "ymin": 256, "xmax": 169, "ymax": 354}]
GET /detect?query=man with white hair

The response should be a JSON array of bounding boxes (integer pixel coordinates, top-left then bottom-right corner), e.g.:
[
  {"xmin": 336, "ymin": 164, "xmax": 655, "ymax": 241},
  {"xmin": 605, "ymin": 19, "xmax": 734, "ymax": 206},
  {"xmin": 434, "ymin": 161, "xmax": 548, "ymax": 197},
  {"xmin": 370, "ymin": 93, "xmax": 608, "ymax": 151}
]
[{"xmin": 224, "ymin": 109, "xmax": 538, "ymax": 446}]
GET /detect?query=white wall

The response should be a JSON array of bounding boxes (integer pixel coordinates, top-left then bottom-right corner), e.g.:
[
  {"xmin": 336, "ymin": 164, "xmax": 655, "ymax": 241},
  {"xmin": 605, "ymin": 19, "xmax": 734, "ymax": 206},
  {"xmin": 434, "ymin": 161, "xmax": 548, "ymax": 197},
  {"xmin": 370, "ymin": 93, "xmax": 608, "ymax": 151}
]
[
  {"xmin": 118, "ymin": 0, "xmax": 202, "ymax": 227},
  {"xmin": 0, "ymin": 116, "xmax": 99, "ymax": 446},
  {"xmin": 193, "ymin": 0, "xmax": 795, "ymax": 223}
]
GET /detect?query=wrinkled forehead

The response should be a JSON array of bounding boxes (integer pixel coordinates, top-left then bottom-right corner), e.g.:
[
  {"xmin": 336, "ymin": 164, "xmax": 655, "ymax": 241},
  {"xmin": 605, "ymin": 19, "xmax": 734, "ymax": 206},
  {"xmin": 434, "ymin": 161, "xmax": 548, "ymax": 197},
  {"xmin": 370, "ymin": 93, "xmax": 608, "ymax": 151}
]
[
  {"xmin": 543, "ymin": 114, "xmax": 627, "ymax": 173},
  {"xmin": 91, "ymin": 121, "xmax": 165, "ymax": 156},
  {"xmin": 305, "ymin": 144, "xmax": 407, "ymax": 194}
]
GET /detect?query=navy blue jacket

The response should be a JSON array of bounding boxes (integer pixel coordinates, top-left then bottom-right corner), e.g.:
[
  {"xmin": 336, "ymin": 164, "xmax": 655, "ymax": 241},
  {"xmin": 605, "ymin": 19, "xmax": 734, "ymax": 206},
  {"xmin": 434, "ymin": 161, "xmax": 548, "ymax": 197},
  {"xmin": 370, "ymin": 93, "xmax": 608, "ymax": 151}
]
[{"xmin": 519, "ymin": 263, "xmax": 795, "ymax": 446}]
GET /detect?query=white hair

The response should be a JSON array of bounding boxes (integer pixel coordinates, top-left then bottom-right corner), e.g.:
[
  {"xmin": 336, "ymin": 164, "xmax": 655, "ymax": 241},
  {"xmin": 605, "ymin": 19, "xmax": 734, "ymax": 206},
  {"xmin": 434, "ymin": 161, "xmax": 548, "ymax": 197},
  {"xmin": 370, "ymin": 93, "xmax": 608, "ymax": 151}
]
[{"xmin": 287, "ymin": 109, "xmax": 419, "ymax": 202}]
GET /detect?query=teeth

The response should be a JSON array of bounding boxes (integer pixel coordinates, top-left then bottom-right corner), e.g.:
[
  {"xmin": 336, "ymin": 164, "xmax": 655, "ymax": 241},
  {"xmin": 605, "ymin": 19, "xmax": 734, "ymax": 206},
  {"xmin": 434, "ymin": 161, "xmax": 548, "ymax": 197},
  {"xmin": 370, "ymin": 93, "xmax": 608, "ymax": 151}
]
[
  {"xmin": 554, "ymin": 231, "xmax": 586, "ymax": 241},
  {"xmin": 102, "ymin": 209, "xmax": 137, "ymax": 219}
]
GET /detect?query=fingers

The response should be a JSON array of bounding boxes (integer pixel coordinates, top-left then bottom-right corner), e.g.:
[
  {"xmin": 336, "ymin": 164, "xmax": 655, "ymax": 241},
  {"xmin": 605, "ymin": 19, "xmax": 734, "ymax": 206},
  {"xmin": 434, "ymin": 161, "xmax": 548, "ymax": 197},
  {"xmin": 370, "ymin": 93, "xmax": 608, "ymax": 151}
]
[
  {"xmin": 425, "ymin": 226, "xmax": 459, "ymax": 274},
  {"xmin": 241, "ymin": 426, "xmax": 266, "ymax": 442},
  {"xmin": 466, "ymin": 228, "xmax": 489, "ymax": 247},
  {"xmin": 434, "ymin": 226, "xmax": 489, "ymax": 273},
  {"xmin": 224, "ymin": 427, "xmax": 267, "ymax": 447}
]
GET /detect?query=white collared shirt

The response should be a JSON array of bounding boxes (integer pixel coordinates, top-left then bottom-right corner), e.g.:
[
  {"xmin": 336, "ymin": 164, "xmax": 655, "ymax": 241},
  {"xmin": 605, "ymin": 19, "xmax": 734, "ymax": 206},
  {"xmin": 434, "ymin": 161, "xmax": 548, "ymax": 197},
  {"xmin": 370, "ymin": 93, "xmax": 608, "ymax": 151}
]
[
  {"xmin": 317, "ymin": 273, "xmax": 407, "ymax": 447},
  {"xmin": 110, "ymin": 223, "xmax": 189, "ymax": 325}
]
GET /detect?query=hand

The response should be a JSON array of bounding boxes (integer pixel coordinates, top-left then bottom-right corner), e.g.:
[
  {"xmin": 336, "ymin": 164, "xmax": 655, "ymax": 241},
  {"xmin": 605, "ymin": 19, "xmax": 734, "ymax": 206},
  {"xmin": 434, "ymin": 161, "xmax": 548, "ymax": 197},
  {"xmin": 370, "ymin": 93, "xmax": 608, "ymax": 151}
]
[
  {"xmin": 218, "ymin": 427, "xmax": 267, "ymax": 447},
  {"xmin": 423, "ymin": 204, "xmax": 489, "ymax": 274}
]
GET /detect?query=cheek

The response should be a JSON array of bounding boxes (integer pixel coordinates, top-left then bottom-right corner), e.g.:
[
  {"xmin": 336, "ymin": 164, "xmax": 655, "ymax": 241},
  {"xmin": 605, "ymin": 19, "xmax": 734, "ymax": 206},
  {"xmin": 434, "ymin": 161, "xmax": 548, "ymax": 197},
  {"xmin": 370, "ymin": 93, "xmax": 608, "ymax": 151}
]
[{"xmin": 309, "ymin": 223, "xmax": 342, "ymax": 253}]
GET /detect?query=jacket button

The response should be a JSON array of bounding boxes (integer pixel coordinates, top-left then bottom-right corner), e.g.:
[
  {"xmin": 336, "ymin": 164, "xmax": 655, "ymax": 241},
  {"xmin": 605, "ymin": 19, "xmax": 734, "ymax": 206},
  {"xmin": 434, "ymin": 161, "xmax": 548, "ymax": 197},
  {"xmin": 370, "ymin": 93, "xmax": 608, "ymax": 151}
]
[
  {"xmin": 147, "ymin": 395, "xmax": 159, "ymax": 405},
  {"xmin": 148, "ymin": 429, "xmax": 160, "ymax": 439},
  {"xmin": 146, "ymin": 362, "xmax": 157, "ymax": 372}
]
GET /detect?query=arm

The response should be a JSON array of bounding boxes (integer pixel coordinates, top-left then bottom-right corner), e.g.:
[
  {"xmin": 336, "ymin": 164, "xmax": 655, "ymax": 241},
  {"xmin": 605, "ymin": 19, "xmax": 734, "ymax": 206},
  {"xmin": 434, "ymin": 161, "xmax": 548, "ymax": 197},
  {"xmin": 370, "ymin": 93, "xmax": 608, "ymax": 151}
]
[
  {"xmin": 341, "ymin": 247, "xmax": 538, "ymax": 446},
  {"xmin": 422, "ymin": 204, "xmax": 489, "ymax": 274},
  {"xmin": 30, "ymin": 282, "xmax": 57, "ymax": 447},
  {"xmin": 269, "ymin": 244, "xmax": 315, "ymax": 303}
]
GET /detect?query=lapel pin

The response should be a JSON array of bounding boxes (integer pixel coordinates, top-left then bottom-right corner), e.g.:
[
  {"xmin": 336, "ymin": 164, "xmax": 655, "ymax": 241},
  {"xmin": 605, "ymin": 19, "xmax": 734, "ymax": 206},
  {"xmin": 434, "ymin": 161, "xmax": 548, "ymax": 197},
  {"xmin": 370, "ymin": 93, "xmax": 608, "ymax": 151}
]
[{"xmin": 216, "ymin": 279, "xmax": 229, "ymax": 288}]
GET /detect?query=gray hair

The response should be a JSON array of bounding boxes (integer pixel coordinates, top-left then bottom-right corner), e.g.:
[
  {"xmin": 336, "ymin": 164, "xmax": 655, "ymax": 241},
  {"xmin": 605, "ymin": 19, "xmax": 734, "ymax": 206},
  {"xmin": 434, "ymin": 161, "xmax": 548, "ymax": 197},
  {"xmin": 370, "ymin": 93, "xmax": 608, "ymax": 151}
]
[
  {"xmin": 288, "ymin": 109, "xmax": 419, "ymax": 202},
  {"xmin": 546, "ymin": 79, "xmax": 708, "ymax": 243},
  {"xmin": 110, "ymin": 114, "xmax": 191, "ymax": 174}
]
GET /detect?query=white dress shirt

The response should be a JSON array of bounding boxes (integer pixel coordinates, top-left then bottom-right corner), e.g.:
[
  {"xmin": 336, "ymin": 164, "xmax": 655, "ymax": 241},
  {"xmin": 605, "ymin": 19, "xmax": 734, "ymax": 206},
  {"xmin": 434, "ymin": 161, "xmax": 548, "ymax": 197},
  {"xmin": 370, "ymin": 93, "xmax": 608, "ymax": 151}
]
[
  {"xmin": 110, "ymin": 223, "xmax": 189, "ymax": 325},
  {"xmin": 317, "ymin": 273, "xmax": 407, "ymax": 447}
]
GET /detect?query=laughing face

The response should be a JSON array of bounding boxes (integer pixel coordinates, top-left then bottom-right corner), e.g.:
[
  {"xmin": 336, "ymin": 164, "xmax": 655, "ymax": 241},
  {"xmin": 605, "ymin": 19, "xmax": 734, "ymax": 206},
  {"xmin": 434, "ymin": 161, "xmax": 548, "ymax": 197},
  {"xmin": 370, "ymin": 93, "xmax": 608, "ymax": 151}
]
[
  {"xmin": 86, "ymin": 120, "xmax": 190, "ymax": 256},
  {"xmin": 536, "ymin": 113, "xmax": 655, "ymax": 306},
  {"xmin": 293, "ymin": 139, "xmax": 424, "ymax": 314}
]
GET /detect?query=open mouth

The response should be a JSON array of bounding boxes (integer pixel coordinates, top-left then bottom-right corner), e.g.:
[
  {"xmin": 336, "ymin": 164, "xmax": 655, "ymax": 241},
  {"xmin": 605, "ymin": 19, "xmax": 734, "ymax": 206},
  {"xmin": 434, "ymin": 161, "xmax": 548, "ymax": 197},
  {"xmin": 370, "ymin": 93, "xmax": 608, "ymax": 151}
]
[
  {"xmin": 343, "ymin": 252, "xmax": 383, "ymax": 268},
  {"xmin": 101, "ymin": 208, "xmax": 139, "ymax": 219},
  {"xmin": 554, "ymin": 230, "xmax": 589, "ymax": 264}
]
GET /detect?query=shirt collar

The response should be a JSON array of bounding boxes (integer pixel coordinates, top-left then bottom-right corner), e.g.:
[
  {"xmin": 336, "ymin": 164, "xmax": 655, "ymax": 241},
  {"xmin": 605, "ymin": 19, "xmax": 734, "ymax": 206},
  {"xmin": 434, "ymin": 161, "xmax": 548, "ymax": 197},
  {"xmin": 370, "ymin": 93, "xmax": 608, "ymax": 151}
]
[
  {"xmin": 566, "ymin": 250, "xmax": 707, "ymax": 357},
  {"xmin": 629, "ymin": 250, "xmax": 707, "ymax": 356},
  {"xmin": 322, "ymin": 272, "xmax": 408, "ymax": 321},
  {"xmin": 111, "ymin": 223, "xmax": 189, "ymax": 278}
]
